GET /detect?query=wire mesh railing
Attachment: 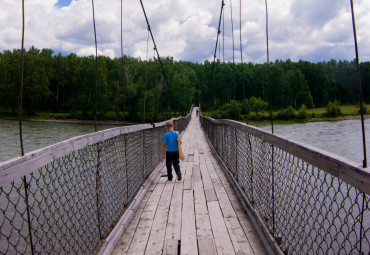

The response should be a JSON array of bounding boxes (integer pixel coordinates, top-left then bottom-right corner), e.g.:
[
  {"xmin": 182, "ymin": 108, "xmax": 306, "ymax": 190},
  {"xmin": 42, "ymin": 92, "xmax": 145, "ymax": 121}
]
[
  {"xmin": 0, "ymin": 106, "xmax": 192, "ymax": 255},
  {"xmin": 200, "ymin": 114, "xmax": 370, "ymax": 254}
]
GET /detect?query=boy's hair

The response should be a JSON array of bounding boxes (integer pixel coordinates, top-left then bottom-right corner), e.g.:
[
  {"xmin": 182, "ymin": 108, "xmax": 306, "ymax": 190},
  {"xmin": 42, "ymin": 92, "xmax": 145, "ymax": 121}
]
[{"xmin": 165, "ymin": 120, "xmax": 174, "ymax": 129}]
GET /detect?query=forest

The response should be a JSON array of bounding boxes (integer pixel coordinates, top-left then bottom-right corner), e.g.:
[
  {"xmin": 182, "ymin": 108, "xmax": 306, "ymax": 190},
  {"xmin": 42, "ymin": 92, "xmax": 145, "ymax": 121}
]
[{"xmin": 1, "ymin": 46, "xmax": 370, "ymax": 122}]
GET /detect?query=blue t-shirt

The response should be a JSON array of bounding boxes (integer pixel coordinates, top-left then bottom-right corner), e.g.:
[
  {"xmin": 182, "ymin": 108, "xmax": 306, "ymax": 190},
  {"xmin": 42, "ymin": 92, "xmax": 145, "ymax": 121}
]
[{"xmin": 162, "ymin": 131, "xmax": 179, "ymax": 152}]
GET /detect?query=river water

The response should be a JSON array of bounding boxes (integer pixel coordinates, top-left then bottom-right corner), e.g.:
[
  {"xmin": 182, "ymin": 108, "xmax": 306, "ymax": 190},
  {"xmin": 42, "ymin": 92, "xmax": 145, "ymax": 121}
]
[
  {"xmin": 1, "ymin": 118, "xmax": 370, "ymax": 164},
  {"xmin": 0, "ymin": 119, "xmax": 120, "ymax": 163},
  {"xmin": 256, "ymin": 118, "xmax": 370, "ymax": 165}
]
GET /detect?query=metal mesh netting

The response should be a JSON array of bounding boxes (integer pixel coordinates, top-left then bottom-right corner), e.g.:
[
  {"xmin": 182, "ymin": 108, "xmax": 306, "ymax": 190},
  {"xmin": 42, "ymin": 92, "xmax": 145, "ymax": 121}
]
[
  {"xmin": 200, "ymin": 115, "xmax": 370, "ymax": 254},
  {"xmin": 0, "ymin": 110, "xmax": 192, "ymax": 255}
]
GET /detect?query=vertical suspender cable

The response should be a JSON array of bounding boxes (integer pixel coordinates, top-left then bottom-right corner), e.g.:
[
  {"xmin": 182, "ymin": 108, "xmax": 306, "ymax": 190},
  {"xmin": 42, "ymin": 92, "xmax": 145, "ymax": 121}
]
[
  {"xmin": 223, "ymin": 9, "xmax": 225, "ymax": 63},
  {"xmin": 240, "ymin": 0, "xmax": 245, "ymax": 100},
  {"xmin": 265, "ymin": 0, "xmax": 273, "ymax": 134},
  {"xmin": 19, "ymin": 2, "xmax": 34, "ymax": 254},
  {"xmin": 230, "ymin": 0, "xmax": 236, "ymax": 101},
  {"xmin": 91, "ymin": 0, "xmax": 98, "ymax": 132},
  {"xmin": 264, "ymin": 0, "xmax": 275, "ymax": 238},
  {"xmin": 91, "ymin": 0, "xmax": 102, "ymax": 239},
  {"xmin": 350, "ymin": 0, "xmax": 367, "ymax": 168},
  {"xmin": 143, "ymin": 28, "xmax": 150, "ymax": 123},
  {"xmin": 350, "ymin": 1, "xmax": 366, "ymax": 253},
  {"xmin": 121, "ymin": 0, "xmax": 126, "ymax": 122},
  {"xmin": 230, "ymin": 0, "xmax": 235, "ymax": 64},
  {"xmin": 19, "ymin": 0, "xmax": 25, "ymax": 157}
]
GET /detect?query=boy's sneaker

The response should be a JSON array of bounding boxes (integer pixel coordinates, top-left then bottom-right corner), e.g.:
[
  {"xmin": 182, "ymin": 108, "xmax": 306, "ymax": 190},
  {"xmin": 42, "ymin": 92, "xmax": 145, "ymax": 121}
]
[
  {"xmin": 168, "ymin": 178, "xmax": 173, "ymax": 181},
  {"xmin": 177, "ymin": 176, "xmax": 182, "ymax": 181}
]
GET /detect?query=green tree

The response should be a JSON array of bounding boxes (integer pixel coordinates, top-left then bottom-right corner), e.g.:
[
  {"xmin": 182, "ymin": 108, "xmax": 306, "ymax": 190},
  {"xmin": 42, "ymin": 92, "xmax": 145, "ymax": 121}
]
[{"xmin": 249, "ymin": 97, "xmax": 268, "ymax": 116}]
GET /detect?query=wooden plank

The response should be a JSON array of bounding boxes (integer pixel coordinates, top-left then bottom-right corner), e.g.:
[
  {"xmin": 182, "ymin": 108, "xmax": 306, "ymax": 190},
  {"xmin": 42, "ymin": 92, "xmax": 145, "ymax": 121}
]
[
  {"xmin": 205, "ymin": 160, "xmax": 220, "ymax": 181},
  {"xmin": 199, "ymin": 165, "xmax": 213, "ymax": 190},
  {"xmin": 233, "ymin": 208, "xmax": 268, "ymax": 255},
  {"xmin": 224, "ymin": 217, "xmax": 254, "ymax": 254},
  {"xmin": 163, "ymin": 239, "xmax": 178, "ymax": 255},
  {"xmin": 212, "ymin": 157, "xmax": 268, "ymax": 255},
  {"xmin": 198, "ymin": 237, "xmax": 216, "ymax": 255},
  {"xmin": 165, "ymin": 179, "xmax": 184, "ymax": 241},
  {"xmin": 183, "ymin": 164, "xmax": 193, "ymax": 190},
  {"xmin": 207, "ymin": 201, "xmax": 235, "ymax": 255},
  {"xmin": 145, "ymin": 181, "xmax": 175, "ymax": 255},
  {"xmin": 212, "ymin": 179, "xmax": 236, "ymax": 218},
  {"xmin": 187, "ymin": 154, "xmax": 194, "ymax": 162},
  {"xmin": 126, "ymin": 218, "xmax": 154, "ymax": 254},
  {"xmin": 193, "ymin": 165, "xmax": 213, "ymax": 240},
  {"xmin": 181, "ymin": 190, "xmax": 198, "ymax": 255},
  {"xmin": 141, "ymin": 181, "xmax": 166, "ymax": 220},
  {"xmin": 192, "ymin": 165, "xmax": 201, "ymax": 184},
  {"xmin": 111, "ymin": 191, "xmax": 152, "ymax": 255},
  {"xmin": 204, "ymin": 188, "xmax": 217, "ymax": 202},
  {"xmin": 126, "ymin": 178, "xmax": 167, "ymax": 254},
  {"xmin": 200, "ymin": 164, "xmax": 217, "ymax": 202}
]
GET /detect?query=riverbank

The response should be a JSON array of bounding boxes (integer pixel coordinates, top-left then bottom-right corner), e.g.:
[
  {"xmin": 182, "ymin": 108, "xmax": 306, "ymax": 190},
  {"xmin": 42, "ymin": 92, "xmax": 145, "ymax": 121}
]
[
  {"xmin": 1, "ymin": 105, "xmax": 369, "ymax": 126},
  {"xmin": 2, "ymin": 113, "xmax": 369, "ymax": 126},
  {"xmin": 244, "ymin": 114, "xmax": 370, "ymax": 126}
]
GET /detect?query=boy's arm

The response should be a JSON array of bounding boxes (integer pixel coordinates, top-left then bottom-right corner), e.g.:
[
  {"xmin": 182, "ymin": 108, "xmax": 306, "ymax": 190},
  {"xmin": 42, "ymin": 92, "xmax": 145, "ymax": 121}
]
[
  {"xmin": 161, "ymin": 143, "xmax": 167, "ymax": 161},
  {"xmin": 177, "ymin": 134, "xmax": 182, "ymax": 145}
]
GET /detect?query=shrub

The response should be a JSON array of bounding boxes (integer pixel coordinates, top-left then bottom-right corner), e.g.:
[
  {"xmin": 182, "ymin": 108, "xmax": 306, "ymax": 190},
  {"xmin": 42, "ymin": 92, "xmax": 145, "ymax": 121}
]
[
  {"xmin": 211, "ymin": 110, "xmax": 222, "ymax": 119},
  {"xmin": 219, "ymin": 100, "xmax": 242, "ymax": 119},
  {"xmin": 358, "ymin": 104, "xmax": 368, "ymax": 114},
  {"xmin": 277, "ymin": 106, "xmax": 296, "ymax": 119},
  {"xmin": 325, "ymin": 100, "xmax": 341, "ymax": 117},
  {"xmin": 298, "ymin": 104, "xmax": 307, "ymax": 119}
]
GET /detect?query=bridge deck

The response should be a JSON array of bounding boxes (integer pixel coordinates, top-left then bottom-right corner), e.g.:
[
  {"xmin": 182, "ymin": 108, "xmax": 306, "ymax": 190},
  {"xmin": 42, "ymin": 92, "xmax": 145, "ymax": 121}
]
[{"xmin": 111, "ymin": 109, "xmax": 267, "ymax": 255}]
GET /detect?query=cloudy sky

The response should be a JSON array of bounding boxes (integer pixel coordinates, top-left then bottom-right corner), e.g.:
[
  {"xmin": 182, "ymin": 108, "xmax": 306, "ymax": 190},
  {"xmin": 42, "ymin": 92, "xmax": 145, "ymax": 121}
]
[{"xmin": 1, "ymin": 0, "xmax": 369, "ymax": 63}]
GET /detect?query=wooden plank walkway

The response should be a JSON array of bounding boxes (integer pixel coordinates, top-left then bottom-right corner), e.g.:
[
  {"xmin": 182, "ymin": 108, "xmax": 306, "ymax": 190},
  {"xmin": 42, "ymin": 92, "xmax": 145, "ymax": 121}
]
[{"xmin": 111, "ymin": 108, "xmax": 267, "ymax": 255}]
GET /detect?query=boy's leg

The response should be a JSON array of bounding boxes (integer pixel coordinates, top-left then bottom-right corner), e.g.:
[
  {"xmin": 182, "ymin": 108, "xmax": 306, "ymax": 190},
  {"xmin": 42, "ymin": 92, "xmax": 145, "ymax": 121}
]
[
  {"xmin": 172, "ymin": 151, "xmax": 181, "ymax": 180},
  {"xmin": 166, "ymin": 152, "xmax": 173, "ymax": 180}
]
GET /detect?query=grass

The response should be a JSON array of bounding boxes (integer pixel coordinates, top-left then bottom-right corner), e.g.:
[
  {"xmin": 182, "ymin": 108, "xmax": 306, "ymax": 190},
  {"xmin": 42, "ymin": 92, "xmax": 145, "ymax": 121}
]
[
  {"xmin": 1, "ymin": 104, "xmax": 368, "ymax": 124},
  {"xmin": 202, "ymin": 104, "xmax": 369, "ymax": 125}
]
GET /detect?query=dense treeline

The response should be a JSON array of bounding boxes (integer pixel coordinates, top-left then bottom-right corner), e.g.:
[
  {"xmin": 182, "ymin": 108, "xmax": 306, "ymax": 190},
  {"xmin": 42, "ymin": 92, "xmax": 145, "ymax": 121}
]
[{"xmin": 1, "ymin": 46, "xmax": 369, "ymax": 121}]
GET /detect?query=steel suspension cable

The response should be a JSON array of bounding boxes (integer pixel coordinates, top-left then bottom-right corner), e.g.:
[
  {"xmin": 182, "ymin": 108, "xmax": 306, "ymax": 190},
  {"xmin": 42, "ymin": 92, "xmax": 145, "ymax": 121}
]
[
  {"xmin": 350, "ymin": 5, "xmax": 367, "ymax": 252},
  {"xmin": 350, "ymin": 0, "xmax": 367, "ymax": 169},
  {"xmin": 121, "ymin": 0, "xmax": 126, "ymax": 122},
  {"xmin": 91, "ymin": 0, "xmax": 98, "ymax": 132},
  {"xmin": 230, "ymin": 0, "xmax": 236, "ymax": 102},
  {"xmin": 90, "ymin": 0, "xmax": 102, "ymax": 240},
  {"xmin": 19, "ymin": 2, "xmax": 34, "ymax": 254},
  {"xmin": 139, "ymin": 0, "xmax": 170, "ymax": 91},
  {"xmin": 240, "ymin": 0, "xmax": 245, "ymax": 100},
  {"xmin": 19, "ymin": 0, "xmax": 25, "ymax": 157},
  {"xmin": 264, "ymin": 0, "xmax": 275, "ymax": 239},
  {"xmin": 223, "ymin": 8, "xmax": 225, "ymax": 63},
  {"xmin": 265, "ymin": 0, "xmax": 273, "ymax": 134},
  {"xmin": 210, "ymin": 0, "xmax": 225, "ymax": 94},
  {"xmin": 230, "ymin": 0, "xmax": 235, "ymax": 64},
  {"xmin": 143, "ymin": 28, "xmax": 150, "ymax": 123}
]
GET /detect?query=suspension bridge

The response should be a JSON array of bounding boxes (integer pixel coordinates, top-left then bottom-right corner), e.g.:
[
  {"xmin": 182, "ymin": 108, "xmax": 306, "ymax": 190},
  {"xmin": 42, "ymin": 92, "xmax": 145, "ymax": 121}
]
[
  {"xmin": 1, "ymin": 0, "xmax": 370, "ymax": 254},
  {"xmin": 1, "ymin": 106, "xmax": 369, "ymax": 254}
]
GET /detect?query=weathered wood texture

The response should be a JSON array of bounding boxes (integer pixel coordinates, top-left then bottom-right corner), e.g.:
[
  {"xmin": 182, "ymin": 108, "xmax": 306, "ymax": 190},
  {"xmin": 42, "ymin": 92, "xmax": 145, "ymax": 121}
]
[{"xmin": 111, "ymin": 108, "xmax": 267, "ymax": 255}]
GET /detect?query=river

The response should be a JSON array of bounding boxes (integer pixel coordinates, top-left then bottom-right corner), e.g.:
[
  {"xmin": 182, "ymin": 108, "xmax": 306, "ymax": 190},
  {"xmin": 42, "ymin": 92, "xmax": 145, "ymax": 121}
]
[
  {"xmin": 0, "ymin": 119, "xmax": 120, "ymax": 163},
  {"xmin": 256, "ymin": 118, "xmax": 370, "ymax": 165},
  {"xmin": 1, "ymin": 118, "xmax": 370, "ymax": 164}
]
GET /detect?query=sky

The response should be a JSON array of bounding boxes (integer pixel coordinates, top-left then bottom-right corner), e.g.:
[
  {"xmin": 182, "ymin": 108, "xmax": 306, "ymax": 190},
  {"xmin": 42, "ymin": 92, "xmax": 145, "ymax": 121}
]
[{"xmin": 0, "ymin": 0, "xmax": 369, "ymax": 63}]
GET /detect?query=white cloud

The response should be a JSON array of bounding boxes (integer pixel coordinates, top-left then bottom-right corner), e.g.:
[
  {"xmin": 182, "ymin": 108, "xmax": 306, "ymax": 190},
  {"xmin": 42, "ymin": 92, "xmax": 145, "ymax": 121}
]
[{"xmin": 0, "ymin": 0, "xmax": 369, "ymax": 63}]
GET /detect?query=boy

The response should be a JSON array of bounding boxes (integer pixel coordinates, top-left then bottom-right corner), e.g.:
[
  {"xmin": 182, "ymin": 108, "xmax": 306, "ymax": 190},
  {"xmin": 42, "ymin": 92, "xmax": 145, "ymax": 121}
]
[{"xmin": 161, "ymin": 121, "xmax": 182, "ymax": 181}]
